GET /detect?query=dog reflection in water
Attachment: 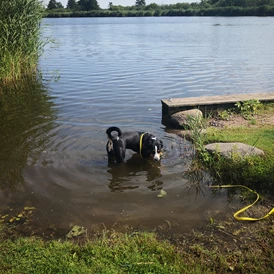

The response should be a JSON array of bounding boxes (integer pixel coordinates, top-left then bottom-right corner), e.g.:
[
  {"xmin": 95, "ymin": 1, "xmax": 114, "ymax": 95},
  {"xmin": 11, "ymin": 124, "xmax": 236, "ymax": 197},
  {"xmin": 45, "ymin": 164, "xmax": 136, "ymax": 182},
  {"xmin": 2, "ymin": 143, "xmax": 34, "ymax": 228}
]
[
  {"xmin": 107, "ymin": 154, "xmax": 163, "ymax": 192},
  {"xmin": 106, "ymin": 127, "xmax": 164, "ymax": 191}
]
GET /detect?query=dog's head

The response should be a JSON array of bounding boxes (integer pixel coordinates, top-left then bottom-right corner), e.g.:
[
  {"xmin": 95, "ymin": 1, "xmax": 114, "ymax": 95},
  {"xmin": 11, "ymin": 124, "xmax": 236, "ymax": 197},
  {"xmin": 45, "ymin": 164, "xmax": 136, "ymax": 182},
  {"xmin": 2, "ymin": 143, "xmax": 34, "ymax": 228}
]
[{"xmin": 142, "ymin": 134, "xmax": 163, "ymax": 161}]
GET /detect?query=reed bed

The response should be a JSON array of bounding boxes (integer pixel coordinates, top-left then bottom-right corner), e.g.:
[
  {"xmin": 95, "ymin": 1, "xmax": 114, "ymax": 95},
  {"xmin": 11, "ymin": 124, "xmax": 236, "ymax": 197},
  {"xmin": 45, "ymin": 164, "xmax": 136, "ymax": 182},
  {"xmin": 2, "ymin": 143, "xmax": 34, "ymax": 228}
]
[{"xmin": 0, "ymin": 0, "xmax": 45, "ymax": 85}]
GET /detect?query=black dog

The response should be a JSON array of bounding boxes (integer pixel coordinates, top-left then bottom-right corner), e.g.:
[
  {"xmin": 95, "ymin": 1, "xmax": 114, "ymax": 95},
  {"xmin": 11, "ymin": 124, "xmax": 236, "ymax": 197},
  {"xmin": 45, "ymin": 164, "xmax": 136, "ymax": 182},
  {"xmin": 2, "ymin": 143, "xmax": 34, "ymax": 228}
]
[{"xmin": 106, "ymin": 126, "xmax": 163, "ymax": 163}]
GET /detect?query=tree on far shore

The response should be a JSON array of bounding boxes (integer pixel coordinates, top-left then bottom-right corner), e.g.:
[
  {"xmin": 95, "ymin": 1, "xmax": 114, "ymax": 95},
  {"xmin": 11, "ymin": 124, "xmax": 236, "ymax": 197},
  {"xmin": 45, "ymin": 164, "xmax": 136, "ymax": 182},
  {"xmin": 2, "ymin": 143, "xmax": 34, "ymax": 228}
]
[
  {"xmin": 78, "ymin": 0, "xmax": 100, "ymax": 10},
  {"xmin": 135, "ymin": 0, "xmax": 146, "ymax": 7},
  {"xmin": 47, "ymin": 0, "xmax": 64, "ymax": 9},
  {"xmin": 67, "ymin": 0, "xmax": 78, "ymax": 10}
]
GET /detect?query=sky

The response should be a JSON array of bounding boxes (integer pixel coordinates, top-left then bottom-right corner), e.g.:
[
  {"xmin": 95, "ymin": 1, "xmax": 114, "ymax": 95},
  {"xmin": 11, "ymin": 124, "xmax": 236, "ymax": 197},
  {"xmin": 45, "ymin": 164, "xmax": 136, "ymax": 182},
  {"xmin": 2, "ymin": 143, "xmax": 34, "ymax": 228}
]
[{"xmin": 42, "ymin": 0, "xmax": 199, "ymax": 10}]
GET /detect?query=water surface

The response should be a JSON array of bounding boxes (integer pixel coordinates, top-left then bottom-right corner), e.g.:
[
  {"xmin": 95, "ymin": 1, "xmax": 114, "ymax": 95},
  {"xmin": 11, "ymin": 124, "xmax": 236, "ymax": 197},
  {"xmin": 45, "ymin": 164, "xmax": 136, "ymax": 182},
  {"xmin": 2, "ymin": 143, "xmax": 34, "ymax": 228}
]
[{"xmin": 1, "ymin": 17, "xmax": 274, "ymax": 234}]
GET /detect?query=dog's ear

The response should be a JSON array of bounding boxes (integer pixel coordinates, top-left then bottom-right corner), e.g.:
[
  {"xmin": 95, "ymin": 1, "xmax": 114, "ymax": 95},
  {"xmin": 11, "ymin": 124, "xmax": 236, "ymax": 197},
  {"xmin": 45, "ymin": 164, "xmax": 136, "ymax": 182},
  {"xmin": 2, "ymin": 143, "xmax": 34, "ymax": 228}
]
[{"xmin": 159, "ymin": 140, "xmax": 163, "ymax": 148}]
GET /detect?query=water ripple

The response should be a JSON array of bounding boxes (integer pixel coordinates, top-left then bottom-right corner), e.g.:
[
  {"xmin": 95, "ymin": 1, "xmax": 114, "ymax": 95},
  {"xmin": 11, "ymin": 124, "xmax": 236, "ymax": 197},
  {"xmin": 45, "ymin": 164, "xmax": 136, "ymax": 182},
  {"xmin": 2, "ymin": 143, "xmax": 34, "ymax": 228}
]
[{"xmin": 2, "ymin": 17, "xmax": 274, "ymax": 232}]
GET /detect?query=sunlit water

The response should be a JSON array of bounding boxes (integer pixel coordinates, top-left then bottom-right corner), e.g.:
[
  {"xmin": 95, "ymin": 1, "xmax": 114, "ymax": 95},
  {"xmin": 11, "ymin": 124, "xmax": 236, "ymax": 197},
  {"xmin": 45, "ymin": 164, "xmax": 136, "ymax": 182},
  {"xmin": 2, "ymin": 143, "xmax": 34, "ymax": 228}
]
[{"xmin": 1, "ymin": 17, "xmax": 274, "ymax": 234}]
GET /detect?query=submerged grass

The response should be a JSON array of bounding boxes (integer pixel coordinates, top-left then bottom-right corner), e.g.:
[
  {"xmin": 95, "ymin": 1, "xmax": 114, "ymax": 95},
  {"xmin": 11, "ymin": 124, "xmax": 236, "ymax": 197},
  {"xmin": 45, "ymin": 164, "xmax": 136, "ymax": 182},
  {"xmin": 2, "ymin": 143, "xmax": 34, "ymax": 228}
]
[{"xmin": 0, "ymin": 0, "xmax": 47, "ymax": 85}]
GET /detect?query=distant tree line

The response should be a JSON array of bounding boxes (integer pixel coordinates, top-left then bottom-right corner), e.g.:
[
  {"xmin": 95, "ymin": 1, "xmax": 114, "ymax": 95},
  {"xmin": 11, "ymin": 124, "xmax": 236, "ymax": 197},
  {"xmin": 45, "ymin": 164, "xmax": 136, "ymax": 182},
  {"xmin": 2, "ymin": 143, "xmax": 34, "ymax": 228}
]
[
  {"xmin": 45, "ymin": 0, "xmax": 274, "ymax": 17},
  {"xmin": 46, "ymin": 0, "xmax": 146, "ymax": 10}
]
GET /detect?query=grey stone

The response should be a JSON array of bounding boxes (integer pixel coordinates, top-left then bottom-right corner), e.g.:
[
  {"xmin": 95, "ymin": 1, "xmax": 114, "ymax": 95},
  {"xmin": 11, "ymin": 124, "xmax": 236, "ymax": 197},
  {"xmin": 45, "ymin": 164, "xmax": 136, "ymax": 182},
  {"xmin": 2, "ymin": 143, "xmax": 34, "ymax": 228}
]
[
  {"xmin": 204, "ymin": 142, "xmax": 264, "ymax": 159},
  {"xmin": 169, "ymin": 109, "xmax": 203, "ymax": 129},
  {"xmin": 177, "ymin": 129, "xmax": 207, "ymax": 141}
]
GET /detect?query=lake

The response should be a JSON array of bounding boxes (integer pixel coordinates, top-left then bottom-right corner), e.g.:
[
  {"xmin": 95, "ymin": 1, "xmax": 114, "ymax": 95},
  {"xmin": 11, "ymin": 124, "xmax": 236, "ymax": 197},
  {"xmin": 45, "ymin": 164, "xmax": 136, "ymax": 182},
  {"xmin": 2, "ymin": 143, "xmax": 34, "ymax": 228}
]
[{"xmin": 1, "ymin": 16, "xmax": 274, "ymax": 235}]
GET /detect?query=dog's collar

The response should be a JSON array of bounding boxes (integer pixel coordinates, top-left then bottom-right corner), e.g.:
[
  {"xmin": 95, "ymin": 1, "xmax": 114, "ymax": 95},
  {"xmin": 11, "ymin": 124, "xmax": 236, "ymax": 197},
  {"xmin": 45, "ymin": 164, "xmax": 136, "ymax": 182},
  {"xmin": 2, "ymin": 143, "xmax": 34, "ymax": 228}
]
[{"xmin": 139, "ymin": 133, "xmax": 147, "ymax": 158}]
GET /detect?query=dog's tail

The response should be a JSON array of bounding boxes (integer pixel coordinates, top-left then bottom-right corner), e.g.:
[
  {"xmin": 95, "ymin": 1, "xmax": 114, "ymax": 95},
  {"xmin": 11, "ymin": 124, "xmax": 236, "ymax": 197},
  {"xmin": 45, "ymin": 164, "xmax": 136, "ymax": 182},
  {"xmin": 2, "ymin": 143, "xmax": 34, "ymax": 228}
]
[{"xmin": 106, "ymin": 127, "xmax": 122, "ymax": 140}]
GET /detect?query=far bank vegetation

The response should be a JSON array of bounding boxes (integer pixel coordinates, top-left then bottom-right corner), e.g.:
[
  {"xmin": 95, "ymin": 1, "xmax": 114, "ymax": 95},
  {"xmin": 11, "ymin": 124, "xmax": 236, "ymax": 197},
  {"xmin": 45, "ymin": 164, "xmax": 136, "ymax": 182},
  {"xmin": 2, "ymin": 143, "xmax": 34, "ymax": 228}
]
[{"xmin": 45, "ymin": 0, "xmax": 274, "ymax": 17}]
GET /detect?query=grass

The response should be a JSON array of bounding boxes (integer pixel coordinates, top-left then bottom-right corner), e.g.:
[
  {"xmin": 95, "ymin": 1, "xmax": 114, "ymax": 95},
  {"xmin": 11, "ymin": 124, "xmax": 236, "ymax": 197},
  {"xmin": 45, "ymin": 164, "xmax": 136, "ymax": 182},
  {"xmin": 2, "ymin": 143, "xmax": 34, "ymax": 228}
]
[
  {"xmin": 0, "ymin": 221, "xmax": 273, "ymax": 274},
  {"xmin": 206, "ymin": 127, "xmax": 274, "ymax": 194},
  {"xmin": 0, "ymin": 230, "xmax": 190, "ymax": 274},
  {"xmin": 204, "ymin": 125, "xmax": 274, "ymax": 194},
  {"xmin": 179, "ymin": 215, "xmax": 274, "ymax": 273},
  {"xmin": 0, "ymin": 0, "xmax": 47, "ymax": 85},
  {"xmin": 206, "ymin": 126, "xmax": 274, "ymax": 154},
  {"xmin": 186, "ymin": 102, "xmax": 274, "ymax": 194}
]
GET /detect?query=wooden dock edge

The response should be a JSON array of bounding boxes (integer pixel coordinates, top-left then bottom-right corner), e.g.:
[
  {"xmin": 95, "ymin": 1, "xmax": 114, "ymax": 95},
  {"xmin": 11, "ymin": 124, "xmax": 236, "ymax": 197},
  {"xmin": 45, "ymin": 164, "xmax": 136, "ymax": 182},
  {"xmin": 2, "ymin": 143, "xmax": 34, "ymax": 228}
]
[{"xmin": 161, "ymin": 92, "xmax": 274, "ymax": 119}]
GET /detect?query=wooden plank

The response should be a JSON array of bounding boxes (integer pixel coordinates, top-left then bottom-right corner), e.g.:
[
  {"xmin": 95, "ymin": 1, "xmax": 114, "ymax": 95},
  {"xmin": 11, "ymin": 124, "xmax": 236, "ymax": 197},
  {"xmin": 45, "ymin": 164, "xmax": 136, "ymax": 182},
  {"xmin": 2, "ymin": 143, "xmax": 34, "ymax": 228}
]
[{"xmin": 162, "ymin": 92, "xmax": 274, "ymax": 118}]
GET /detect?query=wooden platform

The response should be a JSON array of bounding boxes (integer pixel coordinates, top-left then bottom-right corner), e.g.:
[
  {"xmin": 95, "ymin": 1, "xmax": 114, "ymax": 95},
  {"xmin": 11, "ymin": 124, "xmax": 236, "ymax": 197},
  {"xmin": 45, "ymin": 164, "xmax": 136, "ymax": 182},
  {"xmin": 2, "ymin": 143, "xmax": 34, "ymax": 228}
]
[{"xmin": 162, "ymin": 92, "xmax": 274, "ymax": 118}]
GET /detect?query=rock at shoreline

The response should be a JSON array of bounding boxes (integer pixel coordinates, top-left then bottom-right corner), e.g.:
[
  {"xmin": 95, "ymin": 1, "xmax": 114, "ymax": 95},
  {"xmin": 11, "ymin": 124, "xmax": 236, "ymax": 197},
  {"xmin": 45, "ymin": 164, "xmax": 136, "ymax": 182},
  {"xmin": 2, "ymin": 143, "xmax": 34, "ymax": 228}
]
[
  {"xmin": 169, "ymin": 109, "xmax": 203, "ymax": 129},
  {"xmin": 204, "ymin": 142, "xmax": 265, "ymax": 159}
]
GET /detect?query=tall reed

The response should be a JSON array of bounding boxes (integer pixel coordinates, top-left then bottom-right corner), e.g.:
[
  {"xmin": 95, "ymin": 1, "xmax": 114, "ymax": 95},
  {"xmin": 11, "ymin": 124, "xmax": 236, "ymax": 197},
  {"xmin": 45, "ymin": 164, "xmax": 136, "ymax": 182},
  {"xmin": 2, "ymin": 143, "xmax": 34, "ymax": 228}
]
[{"xmin": 0, "ymin": 0, "xmax": 45, "ymax": 84}]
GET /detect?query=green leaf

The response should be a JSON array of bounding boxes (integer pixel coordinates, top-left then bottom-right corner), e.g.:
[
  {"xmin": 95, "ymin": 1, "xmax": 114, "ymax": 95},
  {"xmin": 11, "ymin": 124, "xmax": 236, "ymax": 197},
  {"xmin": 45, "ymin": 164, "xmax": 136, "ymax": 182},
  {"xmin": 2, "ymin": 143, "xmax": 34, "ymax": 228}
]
[
  {"xmin": 157, "ymin": 190, "xmax": 167, "ymax": 198},
  {"xmin": 24, "ymin": 206, "xmax": 35, "ymax": 211},
  {"xmin": 66, "ymin": 225, "xmax": 86, "ymax": 239}
]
